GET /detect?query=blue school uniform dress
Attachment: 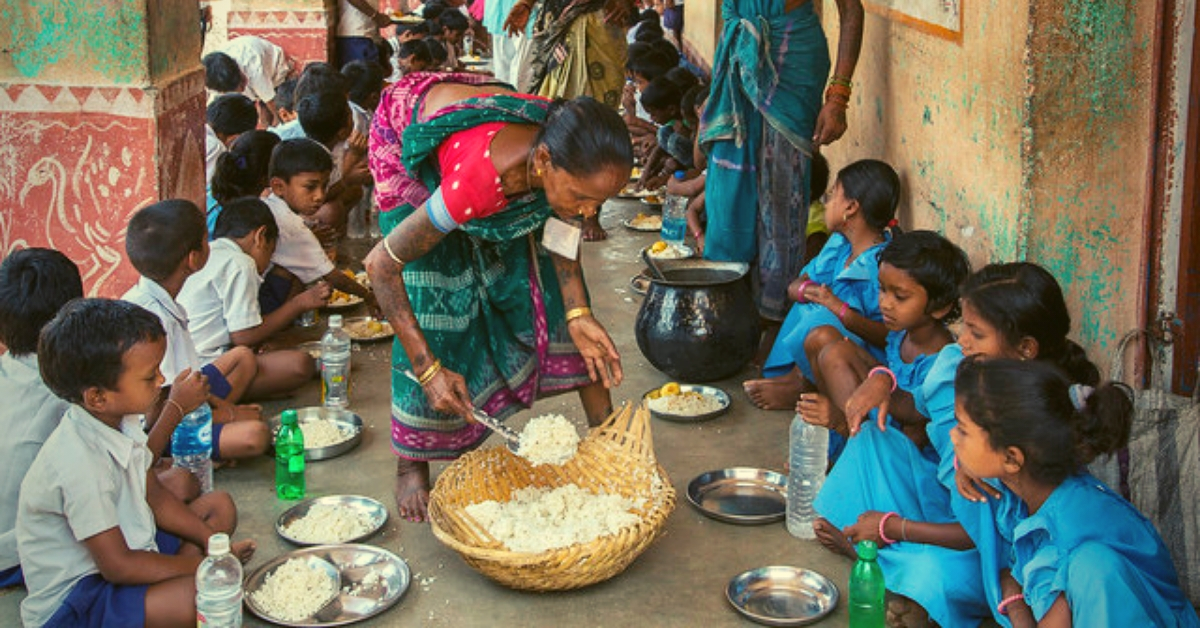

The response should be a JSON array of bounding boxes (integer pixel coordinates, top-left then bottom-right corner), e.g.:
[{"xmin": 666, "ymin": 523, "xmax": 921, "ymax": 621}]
[
  {"xmin": 762, "ymin": 232, "xmax": 888, "ymax": 381},
  {"xmin": 998, "ymin": 473, "xmax": 1200, "ymax": 627},
  {"xmin": 816, "ymin": 341, "xmax": 992, "ymax": 627}
]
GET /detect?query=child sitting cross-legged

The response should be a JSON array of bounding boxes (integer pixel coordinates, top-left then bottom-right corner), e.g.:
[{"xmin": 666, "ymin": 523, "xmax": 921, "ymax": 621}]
[
  {"xmin": 17, "ymin": 298, "xmax": 255, "ymax": 627},
  {"xmin": 179, "ymin": 197, "xmax": 330, "ymax": 398},
  {"xmin": 122, "ymin": 200, "xmax": 270, "ymax": 461}
]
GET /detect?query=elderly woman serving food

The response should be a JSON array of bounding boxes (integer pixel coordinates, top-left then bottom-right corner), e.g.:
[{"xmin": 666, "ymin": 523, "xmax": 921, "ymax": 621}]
[{"xmin": 366, "ymin": 72, "xmax": 631, "ymax": 522}]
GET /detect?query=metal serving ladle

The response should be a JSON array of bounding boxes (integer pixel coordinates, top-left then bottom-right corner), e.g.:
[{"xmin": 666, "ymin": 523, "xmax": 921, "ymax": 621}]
[{"xmin": 402, "ymin": 370, "xmax": 521, "ymax": 451}]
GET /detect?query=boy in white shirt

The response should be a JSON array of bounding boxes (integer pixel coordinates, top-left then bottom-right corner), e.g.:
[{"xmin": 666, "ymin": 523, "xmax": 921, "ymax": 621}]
[
  {"xmin": 203, "ymin": 35, "xmax": 293, "ymax": 126},
  {"xmin": 17, "ymin": 298, "xmax": 254, "ymax": 627},
  {"xmin": 122, "ymin": 200, "xmax": 270, "ymax": 461},
  {"xmin": 179, "ymin": 198, "xmax": 330, "ymax": 399}
]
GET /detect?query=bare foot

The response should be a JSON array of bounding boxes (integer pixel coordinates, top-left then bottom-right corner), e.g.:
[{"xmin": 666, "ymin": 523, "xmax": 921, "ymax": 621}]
[
  {"xmin": 813, "ymin": 517, "xmax": 856, "ymax": 558},
  {"xmin": 394, "ymin": 457, "xmax": 431, "ymax": 523},
  {"xmin": 797, "ymin": 393, "xmax": 849, "ymax": 436},
  {"xmin": 743, "ymin": 370, "xmax": 807, "ymax": 410},
  {"xmin": 582, "ymin": 215, "xmax": 607, "ymax": 241},
  {"xmin": 232, "ymin": 539, "xmax": 257, "ymax": 564}
]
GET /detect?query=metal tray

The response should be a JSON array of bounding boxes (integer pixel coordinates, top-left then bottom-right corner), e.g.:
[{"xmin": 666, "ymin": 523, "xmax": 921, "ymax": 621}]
[
  {"xmin": 297, "ymin": 341, "xmax": 323, "ymax": 361},
  {"xmin": 276, "ymin": 495, "xmax": 389, "ymax": 546},
  {"xmin": 642, "ymin": 384, "xmax": 731, "ymax": 422},
  {"xmin": 687, "ymin": 468, "xmax": 787, "ymax": 524},
  {"xmin": 343, "ymin": 316, "xmax": 394, "ymax": 343},
  {"xmin": 245, "ymin": 544, "xmax": 410, "ymax": 627},
  {"xmin": 726, "ymin": 566, "xmax": 839, "ymax": 626},
  {"xmin": 270, "ymin": 407, "xmax": 363, "ymax": 461},
  {"xmin": 640, "ymin": 243, "xmax": 695, "ymax": 262},
  {"xmin": 324, "ymin": 294, "xmax": 363, "ymax": 310},
  {"xmin": 640, "ymin": 196, "xmax": 664, "ymax": 209},
  {"xmin": 623, "ymin": 215, "xmax": 662, "ymax": 232}
]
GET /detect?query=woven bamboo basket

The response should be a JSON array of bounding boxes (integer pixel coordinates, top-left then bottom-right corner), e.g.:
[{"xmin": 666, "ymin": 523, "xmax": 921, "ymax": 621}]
[{"xmin": 428, "ymin": 402, "xmax": 676, "ymax": 591}]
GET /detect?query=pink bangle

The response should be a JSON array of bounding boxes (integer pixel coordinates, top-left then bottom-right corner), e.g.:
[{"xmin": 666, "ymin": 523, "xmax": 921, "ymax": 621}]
[
  {"xmin": 878, "ymin": 512, "xmax": 899, "ymax": 545},
  {"xmin": 997, "ymin": 594, "xmax": 1025, "ymax": 615},
  {"xmin": 837, "ymin": 302, "xmax": 849, "ymax": 320},
  {"xmin": 795, "ymin": 280, "xmax": 815, "ymax": 303},
  {"xmin": 868, "ymin": 366, "xmax": 899, "ymax": 392}
]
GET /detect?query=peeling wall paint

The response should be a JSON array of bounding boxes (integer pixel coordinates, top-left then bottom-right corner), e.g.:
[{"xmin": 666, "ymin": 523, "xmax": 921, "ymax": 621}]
[{"xmin": 0, "ymin": 1, "xmax": 149, "ymax": 84}]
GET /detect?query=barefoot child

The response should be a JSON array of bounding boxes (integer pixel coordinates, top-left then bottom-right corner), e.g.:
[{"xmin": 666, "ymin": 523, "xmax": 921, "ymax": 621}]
[
  {"xmin": 953, "ymin": 359, "xmax": 1200, "ymax": 627},
  {"xmin": 17, "ymin": 299, "xmax": 255, "ymax": 627},
  {"xmin": 744, "ymin": 159, "xmax": 900, "ymax": 413},
  {"xmin": 810, "ymin": 230, "xmax": 979, "ymax": 627}
]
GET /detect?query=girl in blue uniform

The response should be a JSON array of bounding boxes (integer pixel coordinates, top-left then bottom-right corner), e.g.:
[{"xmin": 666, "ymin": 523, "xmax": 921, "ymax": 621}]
[
  {"xmin": 953, "ymin": 359, "xmax": 1199, "ymax": 627},
  {"xmin": 744, "ymin": 159, "xmax": 900, "ymax": 413}
]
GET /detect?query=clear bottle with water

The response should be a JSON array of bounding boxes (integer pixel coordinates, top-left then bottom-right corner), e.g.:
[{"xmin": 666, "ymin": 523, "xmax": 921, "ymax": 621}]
[
  {"xmin": 321, "ymin": 315, "xmax": 351, "ymax": 409},
  {"xmin": 786, "ymin": 413, "xmax": 828, "ymax": 539},
  {"xmin": 196, "ymin": 533, "xmax": 243, "ymax": 628},
  {"xmin": 171, "ymin": 404, "xmax": 213, "ymax": 494},
  {"xmin": 462, "ymin": 32, "xmax": 475, "ymax": 58},
  {"xmin": 849, "ymin": 540, "xmax": 887, "ymax": 627},
  {"xmin": 661, "ymin": 170, "xmax": 688, "ymax": 247}
]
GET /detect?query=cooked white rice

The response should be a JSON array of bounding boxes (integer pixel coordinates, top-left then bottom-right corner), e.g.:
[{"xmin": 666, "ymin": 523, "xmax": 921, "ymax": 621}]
[
  {"xmin": 516, "ymin": 414, "xmax": 580, "ymax": 466},
  {"xmin": 648, "ymin": 391, "xmax": 723, "ymax": 416},
  {"xmin": 283, "ymin": 502, "xmax": 374, "ymax": 543},
  {"xmin": 299, "ymin": 420, "xmax": 355, "ymax": 449},
  {"xmin": 649, "ymin": 245, "xmax": 688, "ymax": 260},
  {"xmin": 465, "ymin": 484, "xmax": 643, "ymax": 553},
  {"xmin": 250, "ymin": 558, "xmax": 337, "ymax": 621}
]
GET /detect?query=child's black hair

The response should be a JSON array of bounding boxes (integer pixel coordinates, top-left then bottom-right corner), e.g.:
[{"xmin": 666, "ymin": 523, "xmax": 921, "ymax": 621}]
[
  {"xmin": 211, "ymin": 130, "xmax": 281, "ymax": 205},
  {"xmin": 214, "ymin": 197, "xmax": 280, "ymax": 242},
  {"xmin": 663, "ymin": 66, "xmax": 699, "ymax": 92},
  {"xmin": 422, "ymin": 1, "xmax": 447, "ymax": 21},
  {"xmin": 680, "ymin": 84, "xmax": 706, "ymax": 119},
  {"xmin": 38, "ymin": 298, "xmax": 166, "ymax": 404},
  {"xmin": 423, "ymin": 38, "xmax": 449, "ymax": 66},
  {"xmin": 341, "ymin": 60, "xmax": 385, "ymax": 109},
  {"xmin": 275, "ymin": 77, "xmax": 299, "ymax": 112},
  {"xmin": 398, "ymin": 39, "xmax": 433, "ymax": 65},
  {"xmin": 438, "ymin": 9, "xmax": 469, "ymax": 34},
  {"xmin": 837, "ymin": 158, "xmax": 901, "ymax": 232},
  {"xmin": 202, "ymin": 52, "xmax": 243, "ymax": 93},
  {"xmin": 625, "ymin": 52, "xmax": 675, "ymax": 83},
  {"xmin": 877, "ymin": 230, "xmax": 970, "ymax": 322},
  {"xmin": 960, "ymin": 263, "xmax": 1100, "ymax": 386},
  {"xmin": 125, "ymin": 199, "xmax": 208, "ymax": 282},
  {"xmin": 536, "ymin": 97, "xmax": 634, "ymax": 177},
  {"xmin": 294, "ymin": 62, "xmax": 350, "ymax": 103},
  {"xmin": 297, "ymin": 91, "xmax": 352, "ymax": 147},
  {"xmin": 649, "ymin": 39, "xmax": 680, "ymax": 62},
  {"xmin": 269, "ymin": 138, "xmax": 334, "ymax": 181},
  {"xmin": 638, "ymin": 8, "xmax": 659, "ymax": 22},
  {"xmin": 206, "ymin": 94, "xmax": 258, "ymax": 137},
  {"xmin": 0, "ymin": 249, "xmax": 83, "ymax": 356},
  {"xmin": 634, "ymin": 20, "xmax": 664, "ymax": 43},
  {"xmin": 956, "ymin": 357, "xmax": 1133, "ymax": 485},
  {"xmin": 810, "ymin": 152, "xmax": 830, "ymax": 201},
  {"xmin": 640, "ymin": 77, "xmax": 683, "ymax": 113}
]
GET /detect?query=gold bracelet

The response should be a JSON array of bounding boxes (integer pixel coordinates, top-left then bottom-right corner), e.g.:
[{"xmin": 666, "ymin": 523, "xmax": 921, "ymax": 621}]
[
  {"xmin": 382, "ymin": 236, "xmax": 405, "ymax": 267},
  {"xmin": 565, "ymin": 306, "xmax": 592, "ymax": 323},
  {"xmin": 417, "ymin": 359, "xmax": 443, "ymax": 386}
]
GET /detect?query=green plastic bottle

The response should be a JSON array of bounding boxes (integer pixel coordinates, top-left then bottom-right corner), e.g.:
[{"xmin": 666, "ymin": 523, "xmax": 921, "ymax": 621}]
[
  {"xmin": 275, "ymin": 410, "xmax": 306, "ymax": 500},
  {"xmin": 849, "ymin": 540, "xmax": 886, "ymax": 627}
]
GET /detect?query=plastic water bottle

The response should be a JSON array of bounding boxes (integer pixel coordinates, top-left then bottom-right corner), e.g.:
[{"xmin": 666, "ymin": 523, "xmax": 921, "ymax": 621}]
[
  {"xmin": 849, "ymin": 540, "xmax": 887, "ymax": 627},
  {"xmin": 463, "ymin": 32, "xmax": 474, "ymax": 58},
  {"xmin": 276, "ymin": 409, "xmax": 306, "ymax": 500},
  {"xmin": 786, "ymin": 413, "xmax": 828, "ymax": 539},
  {"xmin": 661, "ymin": 170, "xmax": 688, "ymax": 247},
  {"xmin": 321, "ymin": 314, "xmax": 351, "ymax": 409},
  {"xmin": 171, "ymin": 404, "xmax": 213, "ymax": 494},
  {"xmin": 196, "ymin": 533, "xmax": 243, "ymax": 627}
]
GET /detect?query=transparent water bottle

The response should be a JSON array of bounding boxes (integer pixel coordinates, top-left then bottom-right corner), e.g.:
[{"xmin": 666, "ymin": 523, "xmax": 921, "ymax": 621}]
[
  {"xmin": 786, "ymin": 413, "xmax": 828, "ymax": 539},
  {"xmin": 171, "ymin": 404, "xmax": 213, "ymax": 494},
  {"xmin": 321, "ymin": 314, "xmax": 352, "ymax": 409},
  {"xmin": 275, "ymin": 409, "xmax": 306, "ymax": 500},
  {"xmin": 462, "ymin": 32, "xmax": 474, "ymax": 58},
  {"xmin": 196, "ymin": 533, "xmax": 243, "ymax": 628},
  {"xmin": 660, "ymin": 170, "xmax": 688, "ymax": 247},
  {"xmin": 849, "ymin": 540, "xmax": 887, "ymax": 627}
]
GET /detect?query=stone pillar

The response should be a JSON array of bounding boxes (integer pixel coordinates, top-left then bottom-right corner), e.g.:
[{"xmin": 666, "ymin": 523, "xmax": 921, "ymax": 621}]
[
  {"xmin": 228, "ymin": 0, "xmax": 335, "ymax": 68},
  {"xmin": 0, "ymin": 0, "xmax": 206, "ymax": 297}
]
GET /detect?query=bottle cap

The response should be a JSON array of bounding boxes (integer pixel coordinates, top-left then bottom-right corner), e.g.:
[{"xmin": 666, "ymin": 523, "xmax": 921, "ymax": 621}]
[
  {"xmin": 856, "ymin": 540, "xmax": 878, "ymax": 560},
  {"xmin": 673, "ymin": 170, "xmax": 686, "ymax": 179},
  {"xmin": 281, "ymin": 409, "xmax": 299, "ymax": 426},
  {"xmin": 207, "ymin": 533, "xmax": 230, "ymax": 555},
  {"xmin": 328, "ymin": 314, "xmax": 343, "ymax": 328}
]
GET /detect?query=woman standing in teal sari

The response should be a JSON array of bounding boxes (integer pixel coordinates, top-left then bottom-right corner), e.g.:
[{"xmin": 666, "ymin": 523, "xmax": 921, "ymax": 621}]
[{"xmin": 366, "ymin": 72, "xmax": 631, "ymax": 522}]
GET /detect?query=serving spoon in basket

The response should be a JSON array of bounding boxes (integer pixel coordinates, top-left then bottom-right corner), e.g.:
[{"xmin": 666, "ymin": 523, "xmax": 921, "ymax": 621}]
[{"xmin": 402, "ymin": 369, "xmax": 521, "ymax": 451}]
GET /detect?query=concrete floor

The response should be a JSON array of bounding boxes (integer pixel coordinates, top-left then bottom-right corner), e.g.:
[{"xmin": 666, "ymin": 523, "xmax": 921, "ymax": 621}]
[{"xmin": 0, "ymin": 197, "xmax": 852, "ymax": 627}]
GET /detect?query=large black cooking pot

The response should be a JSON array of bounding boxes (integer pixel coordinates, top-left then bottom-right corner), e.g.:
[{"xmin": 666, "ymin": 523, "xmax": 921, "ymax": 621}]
[{"xmin": 635, "ymin": 260, "xmax": 760, "ymax": 382}]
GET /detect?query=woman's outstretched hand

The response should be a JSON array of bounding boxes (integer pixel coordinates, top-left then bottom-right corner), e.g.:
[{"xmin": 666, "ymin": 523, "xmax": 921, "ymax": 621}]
[
  {"xmin": 812, "ymin": 100, "xmax": 848, "ymax": 146},
  {"xmin": 567, "ymin": 315, "xmax": 623, "ymax": 388},
  {"xmin": 422, "ymin": 367, "xmax": 474, "ymax": 419}
]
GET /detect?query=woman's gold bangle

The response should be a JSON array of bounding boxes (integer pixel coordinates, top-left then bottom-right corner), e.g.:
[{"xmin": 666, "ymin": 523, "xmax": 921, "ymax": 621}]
[
  {"xmin": 417, "ymin": 359, "xmax": 443, "ymax": 385},
  {"xmin": 383, "ymin": 236, "xmax": 405, "ymax": 267},
  {"xmin": 565, "ymin": 306, "xmax": 592, "ymax": 323}
]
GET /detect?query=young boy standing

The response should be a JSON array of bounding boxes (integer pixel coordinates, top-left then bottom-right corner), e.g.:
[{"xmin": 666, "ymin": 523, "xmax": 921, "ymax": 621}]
[{"xmin": 17, "ymin": 298, "xmax": 254, "ymax": 627}]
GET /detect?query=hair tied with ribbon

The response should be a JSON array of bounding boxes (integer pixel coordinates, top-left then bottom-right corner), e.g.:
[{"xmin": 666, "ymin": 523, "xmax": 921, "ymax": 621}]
[
  {"xmin": 1068, "ymin": 384, "xmax": 1094, "ymax": 411},
  {"xmin": 887, "ymin": 218, "xmax": 899, "ymax": 228}
]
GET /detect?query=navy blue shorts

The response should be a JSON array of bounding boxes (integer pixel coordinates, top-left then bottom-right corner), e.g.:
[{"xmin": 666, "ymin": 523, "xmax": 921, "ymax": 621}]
[
  {"xmin": 0, "ymin": 564, "xmax": 22, "ymax": 588},
  {"xmin": 43, "ymin": 532, "xmax": 182, "ymax": 628},
  {"xmin": 337, "ymin": 36, "xmax": 379, "ymax": 66},
  {"xmin": 199, "ymin": 363, "xmax": 232, "ymax": 400}
]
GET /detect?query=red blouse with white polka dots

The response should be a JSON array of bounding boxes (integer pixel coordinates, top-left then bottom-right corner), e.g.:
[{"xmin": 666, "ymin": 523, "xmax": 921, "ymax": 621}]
[{"xmin": 434, "ymin": 121, "xmax": 509, "ymax": 225}]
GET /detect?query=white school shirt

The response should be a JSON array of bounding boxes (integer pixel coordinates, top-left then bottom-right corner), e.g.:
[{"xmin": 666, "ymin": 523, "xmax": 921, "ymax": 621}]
[
  {"xmin": 265, "ymin": 194, "xmax": 335, "ymax": 284},
  {"xmin": 0, "ymin": 353, "xmax": 70, "ymax": 573},
  {"xmin": 17, "ymin": 407, "xmax": 158, "ymax": 628},
  {"xmin": 219, "ymin": 35, "xmax": 290, "ymax": 104},
  {"xmin": 338, "ymin": 0, "xmax": 377, "ymax": 37},
  {"xmin": 122, "ymin": 277, "xmax": 201, "ymax": 381},
  {"xmin": 179, "ymin": 238, "xmax": 264, "ymax": 363},
  {"xmin": 206, "ymin": 124, "xmax": 226, "ymax": 187}
]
